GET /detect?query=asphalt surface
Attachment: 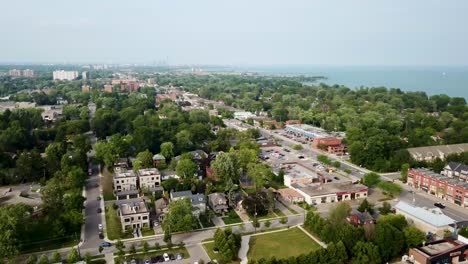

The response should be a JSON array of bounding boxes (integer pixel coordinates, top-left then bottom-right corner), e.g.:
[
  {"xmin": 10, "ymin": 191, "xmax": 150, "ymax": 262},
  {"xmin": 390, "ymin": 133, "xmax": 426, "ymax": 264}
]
[{"xmin": 82, "ymin": 165, "xmax": 104, "ymax": 250}]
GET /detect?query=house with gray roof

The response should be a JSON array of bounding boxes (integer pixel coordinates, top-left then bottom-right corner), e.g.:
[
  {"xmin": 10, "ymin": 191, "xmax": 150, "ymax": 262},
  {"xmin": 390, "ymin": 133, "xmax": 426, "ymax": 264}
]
[
  {"xmin": 207, "ymin": 193, "xmax": 229, "ymax": 214},
  {"xmin": 170, "ymin": 191, "xmax": 206, "ymax": 217}
]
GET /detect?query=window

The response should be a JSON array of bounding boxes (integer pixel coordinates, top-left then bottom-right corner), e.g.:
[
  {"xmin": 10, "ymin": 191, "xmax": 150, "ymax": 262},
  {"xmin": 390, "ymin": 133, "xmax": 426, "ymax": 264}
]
[
  {"xmin": 142, "ymin": 216, "xmax": 148, "ymax": 220},
  {"xmin": 151, "ymin": 177, "xmax": 154, "ymax": 181}
]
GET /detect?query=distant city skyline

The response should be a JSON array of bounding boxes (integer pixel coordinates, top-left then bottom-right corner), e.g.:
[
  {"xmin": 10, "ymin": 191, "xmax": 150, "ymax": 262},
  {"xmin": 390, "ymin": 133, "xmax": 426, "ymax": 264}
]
[{"xmin": 1, "ymin": 0, "xmax": 468, "ymax": 66}]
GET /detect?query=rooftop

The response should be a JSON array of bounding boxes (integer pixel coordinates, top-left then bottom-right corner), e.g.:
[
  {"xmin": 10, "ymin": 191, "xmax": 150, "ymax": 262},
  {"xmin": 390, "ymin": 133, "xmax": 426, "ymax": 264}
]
[
  {"xmin": 291, "ymin": 182, "xmax": 368, "ymax": 197},
  {"xmin": 119, "ymin": 200, "xmax": 148, "ymax": 215},
  {"xmin": 138, "ymin": 168, "xmax": 160, "ymax": 177},
  {"xmin": 416, "ymin": 239, "xmax": 464, "ymax": 256},
  {"xmin": 408, "ymin": 143, "xmax": 468, "ymax": 159},
  {"xmin": 284, "ymin": 163, "xmax": 318, "ymax": 180},
  {"xmin": 394, "ymin": 201, "xmax": 455, "ymax": 228},
  {"xmin": 411, "ymin": 168, "xmax": 468, "ymax": 189},
  {"xmin": 114, "ymin": 170, "xmax": 136, "ymax": 179}
]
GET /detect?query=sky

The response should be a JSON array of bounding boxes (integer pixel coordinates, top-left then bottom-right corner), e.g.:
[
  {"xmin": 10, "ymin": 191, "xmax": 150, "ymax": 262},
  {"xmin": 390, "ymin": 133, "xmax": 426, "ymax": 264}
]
[{"xmin": 1, "ymin": 0, "xmax": 468, "ymax": 66}]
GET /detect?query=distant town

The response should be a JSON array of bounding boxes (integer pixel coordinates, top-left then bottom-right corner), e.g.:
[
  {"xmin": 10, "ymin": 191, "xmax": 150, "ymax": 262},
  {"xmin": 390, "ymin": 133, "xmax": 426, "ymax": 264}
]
[{"xmin": 0, "ymin": 64, "xmax": 468, "ymax": 264}]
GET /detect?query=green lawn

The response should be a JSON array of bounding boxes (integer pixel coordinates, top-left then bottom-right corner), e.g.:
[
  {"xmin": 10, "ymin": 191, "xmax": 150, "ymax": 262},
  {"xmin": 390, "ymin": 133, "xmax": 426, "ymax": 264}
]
[
  {"xmin": 105, "ymin": 204, "xmax": 133, "ymax": 240},
  {"xmin": 141, "ymin": 228, "xmax": 155, "ymax": 237},
  {"xmin": 222, "ymin": 210, "xmax": 243, "ymax": 225},
  {"xmin": 202, "ymin": 242, "xmax": 240, "ymax": 264},
  {"xmin": 102, "ymin": 168, "xmax": 116, "ymax": 201},
  {"xmin": 248, "ymin": 227, "xmax": 321, "ymax": 261}
]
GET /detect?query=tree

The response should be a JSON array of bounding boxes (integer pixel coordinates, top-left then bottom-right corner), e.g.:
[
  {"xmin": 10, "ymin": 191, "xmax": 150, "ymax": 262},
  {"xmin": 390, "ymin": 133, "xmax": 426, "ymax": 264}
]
[
  {"xmin": 332, "ymin": 161, "xmax": 341, "ymax": 168},
  {"xmin": 67, "ymin": 248, "xmax": 80, "ymax": 264},
  {"xmin": 373, "ymin": 222, "xmax": 404, "ymax": 261},
  {"xmin": 26, "ymin": 255, "xmax": 37, "ymax": 264},
  {"xmin": 379, "ymin": 202, "xmax": 392, "ymax": 215},
  {"xmin": 142, "ymin": 241, "xmax": 149, "ymax": 254},
  {"xmin": 404, "ymin": 226, "xmax": 426, "ymax": 249},
  {"xmin": 84, "ymin": 252, "xmax": 92, "ymax": 264},
  {"xmin": 352, "ymin": 241, "xmax": 381, "ymax": 264},
  {"xmin": 292, "ymin": 144, "xmax": 303, "ymax": 150},
  {"xmin": 94, "ymin": 141, "xmax": 117, "ymax": 167},
  {"xmin": 328, "ymin": 202, "xmax": 351, "ymax": 226},
  {"xmin": 242, "ymin": 191, "xmax": 270, "ymax": 217},
  {"xmin": 37, "ymin": 254, "xmax": 49, "ymax": 264},
  {"xmin": 357, "ymin": 199, "xmax": 374, "ymax": 214},
  {"xmin": 264, "ymin": 219, "xmax": 271, "ymax": 228},
  {"xmin": 51, "ymin": 251, "xmax": 61, "ymax": 263},
  {"xmin": 317, "ymin": 154, "xmax": 331, "ymax": 165},
  {"xmin": 0, "ymin": 204, "xmax": 32, "ymax": 259},
  {"xmin": 247, "ymin": 163, "xmax": 274, "ymax": 189},
  {"xmin": 160, "ymin": 142, "xmax": 174, "ymax": 161},
  {"xmin": 378, "ymin": 214, "xmax": 407, "ymax": 230},
  {"xmin": 133, "ymin": 149, "xmax": 153, "ymax": 171},
  {"xmin": 176, "ymin": 158, "xmax": 198, "ymax": 180},
  {"xmin": 362, "ymin": 172, "xmax": 381, "ymax": 187},
  {"xmin": 211, "ymin": 152, "xmax": 241, "ymax": 182},
  {"xmin": 280, "ymin": 217, "xmax": 288, "ymax": 225},
  {"xmin": 129, "ymin": 243, "xmax": 136, "ymax": 254},
  {"xmin": 163, "ymin": 198, "xmax": 196, "ymax": 233},
  {"xmin": 400, "ymin": 163, "xmax": 410, "ymax": 183},
  {"xmin": 16, "ymin": 149, "xmax": 44, "ymax": 182},
  {"xmin": 214, "ymin": 228, "xmax": 241, "ymax": 262}
]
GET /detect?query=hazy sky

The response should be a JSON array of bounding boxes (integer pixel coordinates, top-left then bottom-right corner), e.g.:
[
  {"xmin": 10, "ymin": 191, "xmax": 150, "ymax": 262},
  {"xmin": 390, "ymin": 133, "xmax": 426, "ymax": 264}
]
[{"xmin": 1, "ymin": 0, "xmax": 468, "ymax": 66}]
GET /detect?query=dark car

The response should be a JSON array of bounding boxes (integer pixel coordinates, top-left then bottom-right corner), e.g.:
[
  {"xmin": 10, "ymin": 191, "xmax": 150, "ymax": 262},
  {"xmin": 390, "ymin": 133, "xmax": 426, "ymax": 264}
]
[
  {"xmin": 168, "ymin": 254, "xmax": 175, "ymax": 261},
  {"xmin": 434, "ymin": 202, "xmax": 446, "ymax": 209},
  {"xmin": 298, "ymin": 156, "xmax": 305, "ymax": 159},
  {"xmin": 334, "ymin": 177, "xmax": 339, "ymax": 180},
  {"xmin": 154, "ymin": 255, "xmax": 164, "ymax": 263},
  {"xmin": 97, "ymin": 208, "xmax": 102, "ymax": 213},
  {"xmin": 99, "ymin": 233, "xmax": 104, "ymax": 239},
  {"xmin": 101, "ymin": 242, "xmax": 112, "ymax": 247},
  {"xmin": 97, "ymin": 196, "xmax": 101, "ymax": 201}
]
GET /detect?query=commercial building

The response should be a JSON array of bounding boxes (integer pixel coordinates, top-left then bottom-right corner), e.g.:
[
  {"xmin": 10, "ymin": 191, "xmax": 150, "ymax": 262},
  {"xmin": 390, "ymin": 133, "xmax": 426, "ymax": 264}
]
[
  {"xmin": 312, "ymin": 137, "xmax": 347, "ymax": 156},
  {"xmin": 277, "ymin": 188, "xmax": 305, "ymax": 203},
  {"xmin": 117, "ymin": 199, "xmax": 150, "ymax": 230},
  {"xmin": 103, "ymin": 84, "xmax": 113, "ymax": 93},
  {"xmin": 284, "ymin": 124, "xmax": 345, "ymax": 148},
  {"xmin": 113, "ymin": 170, "xmax": 137, "ymax": 192},
  {"xmin": 283, "ymin": 163, "xmax": 319, "ymax": 187},
  {"xmin": 407, "ymin": 168, "xmax": 468, "ymax": 207},
  {"xmin": 53, "ymin": 70, "xmax": 79, "ymax": 81},
  {"xmin": 137, "ymin": 168, "xmax": 161, "ymax": 190},
  {"xmin": 82, "ymin": 71, "xmax": 88, "ymax": 80},
  {"xmin": 290, "ymin": 182, "xmax": 368, "ymax": 205},
  {"xmin": 233, "ymin": 111, "xmax": 256, "ymax": 120},
  {"xmin": 407, "ymin": 143, "xmax": 468, "ymax": 162},
  {"xmin": 394, "ymin": 201, "xmax": 455, "ymax": 237},
  {"xmin": 81, "ymin": 85, "xmax": 91, "ymax": 92},
  {"xmin": 408, "ymin": 239, "xmax": 467, "ymax": 264}
]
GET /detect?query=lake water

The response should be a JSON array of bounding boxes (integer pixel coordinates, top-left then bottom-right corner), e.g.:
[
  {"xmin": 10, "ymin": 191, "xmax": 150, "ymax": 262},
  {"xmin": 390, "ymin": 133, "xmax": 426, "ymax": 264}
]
[{"xmin": 228, "ymin": 65, "xmax": 468, "ymax": 99}]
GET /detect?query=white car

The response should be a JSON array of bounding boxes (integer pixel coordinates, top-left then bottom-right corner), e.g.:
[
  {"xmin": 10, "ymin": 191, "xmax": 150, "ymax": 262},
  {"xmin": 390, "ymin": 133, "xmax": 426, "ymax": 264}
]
[
  {"xmin": 98, "ymin": 224, "xmax": 103, "ymax": 231},
  {"xmin": 163, "ymin": 253, "xmax": 170, "ymax": 262}
]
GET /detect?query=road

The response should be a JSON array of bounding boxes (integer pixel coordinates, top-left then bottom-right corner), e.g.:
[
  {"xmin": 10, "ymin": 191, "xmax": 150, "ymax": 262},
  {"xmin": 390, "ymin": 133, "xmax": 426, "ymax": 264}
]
[{"xmin": 82, "ymin": 165, "xmax": 104, "ymax": 250}]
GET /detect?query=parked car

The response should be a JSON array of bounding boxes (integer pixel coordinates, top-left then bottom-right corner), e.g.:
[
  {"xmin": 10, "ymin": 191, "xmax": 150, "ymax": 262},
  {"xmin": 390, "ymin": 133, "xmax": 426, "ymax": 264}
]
[
  {"xmin": 97, "ymin": 208, "xmax": 102, "ymax": 213},
  {"xmin": 99, "ymin": 233, "xmax": 104, "ymax": 239},
  {"xmin": 97, "ymin": 196, "xmax": 101, "ymax": 201},
  {"xmin": 298, "ymin": 156, "xmax": 305, "ymax": 159},
  {"xmin": 98, "ymin": 224, "xmax": 103, "ymax": 231},
  {"xmin": 334, "ymin": 177, "xmax": 339, "ymax": 180},
  {"xmin": 168, "ymin": 254, "xmax": 175, "ymax": 261},
  {"xmin": 144, "ymin": 259, "xmax": 151, "ymax": 264},
  {"xmin": 175, "ymin": 253, "xmax": 183, "ymax": 260},
  {"xmin": 154, "ymin": 255, "xmax": 164, "ymax": 262},
  {"xmin": 434, "ymin": 202, "xmax": 446, "ymax": 209},
  {"xmin": 163, "ymin": 253, "xmax": 170, "ymax": 262},
  {"xmin": 101, "ymin": 242, "xmax": 112, "ymax": 247}
]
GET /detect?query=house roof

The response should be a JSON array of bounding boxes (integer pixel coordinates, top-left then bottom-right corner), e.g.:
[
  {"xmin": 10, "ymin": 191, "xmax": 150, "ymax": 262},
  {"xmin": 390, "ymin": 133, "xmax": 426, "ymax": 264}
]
[
  {"xmin": 170, "ymin": 190, "xmax": 193, "ymax": 199},
  {"xmin": 208, "ymin": 193, "xmax": 227, "ymax": 204},
  {"xmin": 407, "ymin": 143, "xmax": 468, "ymax": 159},
  {"xmin": 394, "ymin": 201, "xmax": 455, "ymax": 228},
  {"xmin": 170, "ymin": 191, "xmax": 206, "ymax": 206},
  {"xmin": 153, "ymin": 154, "xmax": 165, "ymax": 160},
  {"xmin": 446, "ymin": 161, "xmax": 468, "ymax": 175},
  {"xmin": 119, "ymin": 200, "xmax": 149, "ymax": 215},
  {"xmin": 155, "ymin": 198, "xmax": 169, "ymax": 210},
  {"xmin": 115, "ymin": 189, "xmax": 139, "ymax": 196}
]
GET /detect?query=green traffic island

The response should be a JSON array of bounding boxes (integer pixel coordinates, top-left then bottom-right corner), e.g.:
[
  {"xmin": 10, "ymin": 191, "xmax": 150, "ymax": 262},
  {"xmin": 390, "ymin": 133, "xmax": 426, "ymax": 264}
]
[
  {"xmin": 114, "ymin": 246, "xmax": 190, "ymax": 264},
  {"xmin": 202, "ymin": 241, "xmax": 241, "ymax": 264}
]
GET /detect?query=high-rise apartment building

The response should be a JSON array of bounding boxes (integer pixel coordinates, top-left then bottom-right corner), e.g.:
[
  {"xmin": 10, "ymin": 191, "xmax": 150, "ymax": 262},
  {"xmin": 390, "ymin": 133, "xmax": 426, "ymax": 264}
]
[
  {"xmin": 22, "ymin": 69, "xmax": 34, "ymax": 77},
  {"xmin": 8, "ymin": 69, "xmax": 22, "ymax": 77},
  {"xmin": 53, "ymin": 70, "xmax": 79, "ymax": 81}
]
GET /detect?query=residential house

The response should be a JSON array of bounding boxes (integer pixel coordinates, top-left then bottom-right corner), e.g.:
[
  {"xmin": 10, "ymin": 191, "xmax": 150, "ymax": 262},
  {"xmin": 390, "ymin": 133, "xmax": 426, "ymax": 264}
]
[
  {"xmin": 161, "ymin": 171, "xmax": 179, "ymax": 181},
  {"xmin": 117, "ymin": 199, "xmax": 150, "ymax": 230},
  {"xmin": 137, "ymin": 168, "xmax": 161, "ymax": 191},
  {"xmin": 116, "ymin": 189, "xmax": 140, "ymax": 200},
  {"xmin": 347, "ymin": 209, "xmax": 375, "ymax": 226},
  {"xmin": 154, "ymin": 198, "xmax": 169, "ymax": 223},
  {"xmin": 207, "ymin": 193, "xmax": 229, "ymax": 214},
  {"xmin": 152, "ymin": 153, "xmax": 165, "ymax": 167},
  {"xmin": 443, "ymin": 162, "xmax": 468, "ymax": 182},
  {"xmin": 113, "ymin": 170, "xmax": 137, "ymax": 192},
  {"xmin": 407, "ymin": 143, "xmax": 468, "ymax": 162},
  {"xmin": 170, "ymin": 191, "xmax": 206, "ymax": 217}
]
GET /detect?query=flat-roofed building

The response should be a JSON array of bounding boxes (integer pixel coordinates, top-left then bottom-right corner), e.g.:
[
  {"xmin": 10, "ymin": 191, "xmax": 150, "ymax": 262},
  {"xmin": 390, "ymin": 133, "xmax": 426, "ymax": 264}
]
[
  {"xmin": 137, "ymin": 168, "xmax": 161, "ymax": 190},
  {"xmin": 117, "ymin": 199, "xmax": 150, "ymax": 230},
  {"xmin": 290, "ymin": 182, "xmax": 368, "ymax": 205},
  {"xmin": 103, "ymin": 84, "xmax": 113, "ymax": 93},
  {"xmin": 394, "ymin": 201, "xmax": 455, "ymax": 237},
  {"xmin": 53, "ymin": 70, "xmax": 79, "ymax": 81},
  {"xmin": 113, "ymin": 170, "xmax": 137, "ymax": 191},
  {"xmin": 408, "ymin": 168, "xmax": 468, "ymax": 207},
  {"xmin": 408, "ymin": 239, "xmax": 467, "ymax": 264},
  {"xmin": 8, "ymin": 69, "xmax": 22, "ymax": 77},
  {"xmin": 277, "ymin": 188, "xmax": 305, "ymax": 203}
]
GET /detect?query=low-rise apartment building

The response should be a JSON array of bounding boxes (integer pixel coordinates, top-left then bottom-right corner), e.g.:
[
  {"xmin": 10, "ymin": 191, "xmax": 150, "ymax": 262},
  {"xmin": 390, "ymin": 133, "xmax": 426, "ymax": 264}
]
[
  {"xmin": 407, "ymin": 168, "xmax": 468, "ymax": 207},
  {"xmin": 137, "ymin": 168, "xmax": 161, "ymax": 190},
  {"xmin": 117, "ymin": 199, "xmax": 150, "ymax": 230},
  {"xmin": 113, "ymin": 170, "xmax": 137, "ymax": 191}
]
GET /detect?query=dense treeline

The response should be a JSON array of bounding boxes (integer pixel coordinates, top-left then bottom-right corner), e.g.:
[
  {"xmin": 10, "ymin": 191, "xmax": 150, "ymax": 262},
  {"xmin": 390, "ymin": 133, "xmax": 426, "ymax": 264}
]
[{"xmin": 157, "ymin": 74, "xmax": 468, "ymax": 171}]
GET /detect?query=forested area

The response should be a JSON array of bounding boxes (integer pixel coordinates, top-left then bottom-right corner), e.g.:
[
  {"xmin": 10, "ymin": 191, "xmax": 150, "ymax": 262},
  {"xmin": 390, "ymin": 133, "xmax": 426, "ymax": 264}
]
[{"xmin": 155, "ymin": 74, "xmax": 468, "ymax": 172}]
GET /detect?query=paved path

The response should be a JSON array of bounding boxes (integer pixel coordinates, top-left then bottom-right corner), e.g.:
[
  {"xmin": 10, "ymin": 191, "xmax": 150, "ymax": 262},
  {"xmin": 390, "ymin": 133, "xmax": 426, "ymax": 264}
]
[
  {"xmin": 297, "ymin": 225, "xmax": 327, "ymax": 248},
  {"xmin": 275, "ymin": 200, "xmax": 292, "ymax": 216},
  {"xmin": 212, "ymin": 216, "xmax": 225, "ymax": 227},
  {"xmin": 238, "ymin": 236, "xmax": 251, "ymax": 264}
]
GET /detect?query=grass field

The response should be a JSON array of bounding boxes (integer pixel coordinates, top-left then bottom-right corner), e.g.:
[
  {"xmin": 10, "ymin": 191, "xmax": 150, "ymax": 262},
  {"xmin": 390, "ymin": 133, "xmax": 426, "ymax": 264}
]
[
  {"xmin": 202, "ymin": 242, "xmax": 240, "ymax": 264},
  {"xmin": 248, "ymin": 227, "xmax": 321, "ymax": 260},
  {"xmin": 105, "ymin": 204, "xmax": 133, "ymax": 240}
]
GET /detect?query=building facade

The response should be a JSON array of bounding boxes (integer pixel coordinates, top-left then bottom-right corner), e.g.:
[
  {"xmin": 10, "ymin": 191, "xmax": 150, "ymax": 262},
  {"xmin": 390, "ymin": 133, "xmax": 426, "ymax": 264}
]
[
  {"xmin": 8, "ymin": 69, "xmax": 22, "ymax": 77},
  {"xmin": 290, "ymin": 182, "xmax": 368, "ymax": 205},
  {"xmin": 137, "ymin": 168, "xmax": 161, "ymax": 190},
  {"xmin": 113, "ymin": 171, "xmax": 138, "ymax": 191},
  {"xmin": 407, "ymin": 168, "xmax": 468, "ymax": 207},
  {"xmin": 408, "ymin": 239, "xmax": 467, "ymax": 264},
  {"xmin": 118, "ymin": 200, "xmax": 150, "ymax": 230},
  {"xmin": 53, "ymin": 70, "xmax": 79, "ymax": 81}
]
